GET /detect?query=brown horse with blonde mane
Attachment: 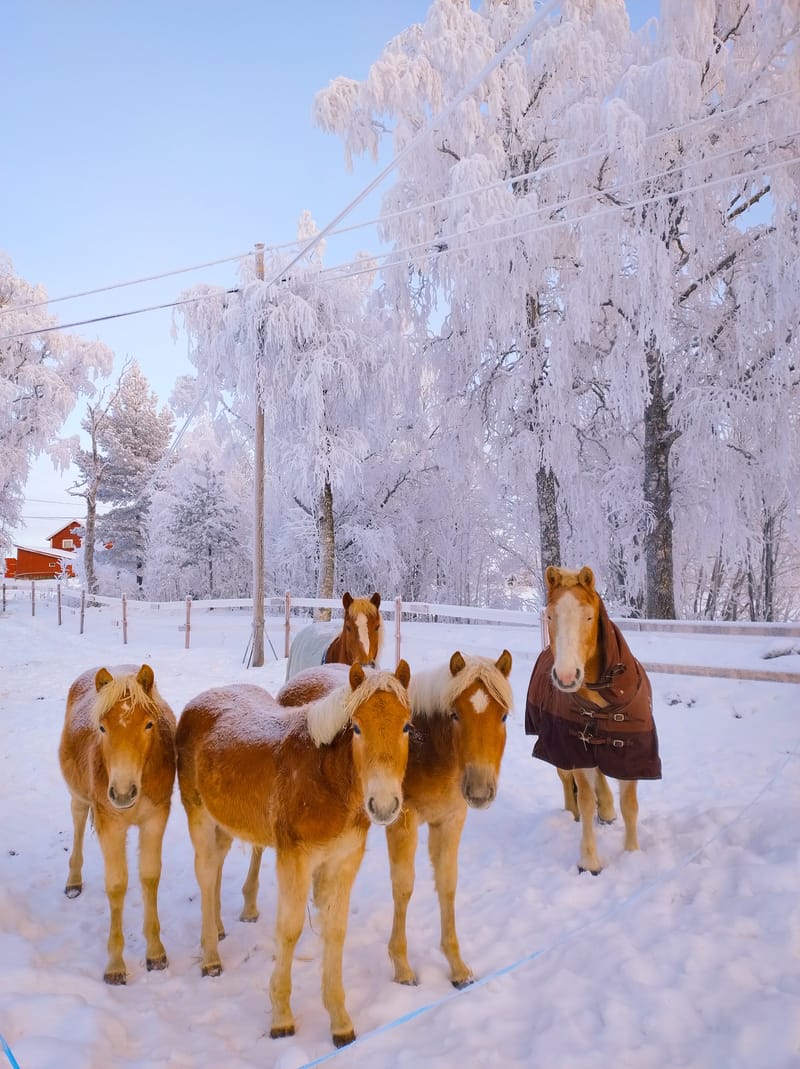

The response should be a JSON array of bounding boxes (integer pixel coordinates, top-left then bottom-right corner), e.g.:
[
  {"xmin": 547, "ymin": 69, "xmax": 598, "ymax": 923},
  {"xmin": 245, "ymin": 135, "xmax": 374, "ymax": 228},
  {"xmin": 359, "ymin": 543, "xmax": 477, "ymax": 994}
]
[
  {"xmin": 525, "ymin": 566, "xmax": 661, "ymax": 874},
  {"xmin": 245, "ymin": 648, "xmax": 513, "ymax": 989},
  {"xmin": 58, "ymin": 664, "xmax": 176, "ymax": 984},
  {"xmin": 176, "ymin": 661, "xmax": 412, "ymax": 1049},
  {"xmin": 285, "ymin": 592, "xmax": 383, "ymax": 680}
]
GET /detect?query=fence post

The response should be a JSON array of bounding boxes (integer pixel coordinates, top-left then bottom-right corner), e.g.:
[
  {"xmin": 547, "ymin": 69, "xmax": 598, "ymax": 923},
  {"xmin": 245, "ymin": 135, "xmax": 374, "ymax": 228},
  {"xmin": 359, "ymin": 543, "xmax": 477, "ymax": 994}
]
[
  {"xmin": 395, "ymin": 596, "xmax": 402, "ymax": 665},
  {"xmin": 122, "ymin": 593, "xmax": 128, "ymax": 645},
  {"xmin": 80, "ymin": 590, "xmax": 86, "ymax": 635},
  {"xmin": 57, "ymin": 583, "xmax": 62, "ymax": 626},
  {"xmin": 185, "ymin": 596, "xmax": 191, "ymax": 649},
  {"xmin": 540, "ymin": 608, "xmax": 548, "ymax": 650},
  {"xmin": 284, "ymin": 592, "xmax": 291, "ymax": 658},
  {"xmin": 2, "ymin": 584, "xmax": 5, "ymax": 612},
  {"xmin": 31, "ymin": 581, "xmax": 35, "ymax": 617}
]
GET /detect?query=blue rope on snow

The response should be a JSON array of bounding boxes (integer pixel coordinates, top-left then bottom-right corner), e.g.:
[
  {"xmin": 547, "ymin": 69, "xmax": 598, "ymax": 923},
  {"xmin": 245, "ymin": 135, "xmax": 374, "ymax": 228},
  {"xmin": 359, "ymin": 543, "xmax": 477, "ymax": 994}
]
[{"xmin": 0, "ymin": 1033, "xmax": 21, "ymax": 1069}]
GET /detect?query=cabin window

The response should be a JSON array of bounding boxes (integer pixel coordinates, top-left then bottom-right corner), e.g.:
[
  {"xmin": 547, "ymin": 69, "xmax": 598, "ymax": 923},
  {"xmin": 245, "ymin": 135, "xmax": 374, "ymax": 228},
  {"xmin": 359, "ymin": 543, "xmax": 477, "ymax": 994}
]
[
  {"xmin": 62, "ymin": 539, "xmax": 74, "ymax": 549},
  {"xmin": 49, "ymin": 560, "xmax": 57, "ymax": 568}
]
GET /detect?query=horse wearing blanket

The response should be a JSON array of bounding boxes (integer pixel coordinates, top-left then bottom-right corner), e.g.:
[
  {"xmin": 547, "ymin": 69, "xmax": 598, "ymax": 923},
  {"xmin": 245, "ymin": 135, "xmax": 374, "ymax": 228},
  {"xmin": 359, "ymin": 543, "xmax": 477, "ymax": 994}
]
[
  {"xmin": 525, "ymin": 566, "xmax": 660, "ymax": 874},
  {"xmin": 285, "ymin": 592, "xmax": 383, "ymax": 680}
]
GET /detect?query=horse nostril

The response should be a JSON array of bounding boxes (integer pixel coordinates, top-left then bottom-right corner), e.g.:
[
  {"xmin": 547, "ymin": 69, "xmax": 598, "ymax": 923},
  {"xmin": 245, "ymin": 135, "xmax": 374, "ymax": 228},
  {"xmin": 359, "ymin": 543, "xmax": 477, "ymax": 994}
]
[{"xmin": 129, "ymin": 784, "xmax": 138, "ymax": 800}]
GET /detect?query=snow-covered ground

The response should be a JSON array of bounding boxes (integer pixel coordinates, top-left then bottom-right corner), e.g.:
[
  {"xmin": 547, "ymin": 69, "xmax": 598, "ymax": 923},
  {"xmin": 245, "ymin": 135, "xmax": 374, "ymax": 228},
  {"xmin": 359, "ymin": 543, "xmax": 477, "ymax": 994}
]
[{"xmin": 1, "ymin": 592, "xmax": 798, "ymax": 1069}]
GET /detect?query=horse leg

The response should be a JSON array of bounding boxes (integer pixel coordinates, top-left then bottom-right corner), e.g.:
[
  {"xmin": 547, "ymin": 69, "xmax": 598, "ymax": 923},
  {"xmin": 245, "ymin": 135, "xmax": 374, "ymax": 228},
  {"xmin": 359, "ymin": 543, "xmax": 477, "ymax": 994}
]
[
  {"xmin": 186, "ymin": 806, "xmax": 230, "ymax": 976},
  {"xmin": 385, "ymin": 808, "xmax": 420, "ymax": 985},
  {"xmin": 573, "ymin": 768, "xmax": 602, "ymax": 875},
  {"xmin": 269, "ymin": 849, "xmax": 312, "ymax": 1041},
  {"xmin": 240, "ymin": 846, "xmax": 263, "ymax": 922},
  {"xmin": 428, "ymin": 807, "xmax": 473, "ymax": 988},
  {"xmin": 65, "ymin": 795, "xmax": 90, "ymax": 896},
  {"xmin": 312, "ymin": 835, "xmax": 366, "ymax": 1047},
  {"xmin": 95, "ymin": 816, "xmax": 129, "ymax": 983},
  {"xmin": 595, "ymin": 770, "xmax": 617, "ymax": 824},
  {"xmin": 557, "ymin": 769, "xmax": 579, "ymax": 820},
  {"xmin": 138, "ymin": 811, "xmax": 169, "ymax": 971},
  {"xmin": 619, "ymin": 779, "xmax": 640, "ymax": 851}
]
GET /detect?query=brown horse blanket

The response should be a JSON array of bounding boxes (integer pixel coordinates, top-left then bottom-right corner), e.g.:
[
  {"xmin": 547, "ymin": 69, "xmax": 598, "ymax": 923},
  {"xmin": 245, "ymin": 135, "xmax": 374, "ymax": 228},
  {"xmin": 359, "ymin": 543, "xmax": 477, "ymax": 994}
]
[{"xmin": 525, "ymin": 601, "xmax": 661, "ymax": 780}]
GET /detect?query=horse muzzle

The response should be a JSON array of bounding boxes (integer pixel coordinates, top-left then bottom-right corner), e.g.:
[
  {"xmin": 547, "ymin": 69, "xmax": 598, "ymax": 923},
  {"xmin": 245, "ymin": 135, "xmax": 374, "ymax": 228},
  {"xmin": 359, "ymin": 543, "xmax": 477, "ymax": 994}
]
[
  {"xmin": 551, "ymin": 665, "xmax": 583, "ymax": 692},
  {"xmin": 108, "ymin": 782, "xmax": 139, "ymax": 809},
  {"xmin": 461, "ymin": 768, "xmax": 497, "ymax": 810}
]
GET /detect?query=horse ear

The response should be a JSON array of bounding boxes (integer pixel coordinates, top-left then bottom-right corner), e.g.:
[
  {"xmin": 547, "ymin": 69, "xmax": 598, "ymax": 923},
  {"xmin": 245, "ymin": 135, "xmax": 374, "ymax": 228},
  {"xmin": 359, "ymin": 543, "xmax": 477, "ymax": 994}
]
[
  {"xmin": 449, "ymin": 651, "xmax": 466, "ymax": 676},
  {"xmin": 137, "ymin": 664, "xmax": 155, "ymax": 693},
  {"xmin": 578, "ymin": 566, "xmax": 595, "ymax": 590},
  {"xmin": 496, "ymin": 650, "xmax": 512, "ymax": 677},
  {"xmin": 342, "ymin": 592, "xmax": 353, "ymax": 611},
  {"xmin": 395, "ymin": 659, "xmax": 411, "ymax": 688},
  {"xmin": 370, "ymin": 592, "xmax": 381, "ymax": 609},
  {"xmin": 349, "ymin": 662, "xmax": 366, "ymax": 689},
  {"xmin": 95, "ymin": 668, "xmax": 113, "ymax": 691},
  {"xmin": 545, "ymin": 566, "xmax": 560, "ymax": 590}
]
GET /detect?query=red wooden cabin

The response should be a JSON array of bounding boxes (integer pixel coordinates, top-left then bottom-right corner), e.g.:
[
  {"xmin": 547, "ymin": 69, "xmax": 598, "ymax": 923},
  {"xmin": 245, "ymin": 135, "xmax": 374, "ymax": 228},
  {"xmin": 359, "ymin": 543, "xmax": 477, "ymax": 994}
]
[{"xmin": 4, "ymin": 521, "xmax": 82, "ymax": 580}]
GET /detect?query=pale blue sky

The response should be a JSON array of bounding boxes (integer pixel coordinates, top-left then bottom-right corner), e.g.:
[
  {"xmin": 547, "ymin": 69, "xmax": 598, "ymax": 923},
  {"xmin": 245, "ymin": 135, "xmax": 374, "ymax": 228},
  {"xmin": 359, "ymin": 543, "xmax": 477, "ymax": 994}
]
[{"xmin": 3, "ymin": 1, "xmax": 658, "ymax": 546}]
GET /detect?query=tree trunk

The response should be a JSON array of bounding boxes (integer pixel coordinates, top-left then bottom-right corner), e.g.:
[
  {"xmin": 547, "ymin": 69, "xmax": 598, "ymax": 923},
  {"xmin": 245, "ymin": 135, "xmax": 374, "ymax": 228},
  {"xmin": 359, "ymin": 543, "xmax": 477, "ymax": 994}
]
[
  {"xmin": 83, "ymin": 492, "xmax": 98, "ymax": 596},
  {"xmin": 536, "ymin": 466, "xmax": 561, "ymax": 572},
  {"xmin": 643, "ymin": 347, "xmax": 677, "ymax": 619},
  {"xmin": 315, "ymin": 479, "xmax": 335, "ymax": 622}
]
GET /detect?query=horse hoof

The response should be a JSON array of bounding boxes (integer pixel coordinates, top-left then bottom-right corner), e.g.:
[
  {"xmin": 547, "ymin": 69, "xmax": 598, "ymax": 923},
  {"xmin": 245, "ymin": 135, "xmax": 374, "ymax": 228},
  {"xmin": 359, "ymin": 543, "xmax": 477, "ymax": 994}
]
[
  {"xmin": 270, "ymin": 1025, "xmax": 295, "ymax": 1040},
  {"xmin": 396, "ymin": 977, "xmax": 419, "ymax": 987},
  {"xmin": 104, "ymin": 971, "xmax": 127, "ymax": 985},
  {"xmin": 577, "ymin": 865, "xmax": 601, "ymax": 876},
  {"xmin": 239, "ymin": 911, "xmax": 259, "ymax": 924},
  {"xmin": 65, "ymin": 884, "xmax": 82, "ymax": 898},
  {"xmin": 202, "ymin": 963, "xmax": 222, "ymax": 978},
  {"xmin": 598, "ymin": 817, "xmax": 616, "ymax": 826},
  {"xmin": 146, "ymin": 955, "xmax": 168, "ymax": 972},
  {"xmin": 333, "ymin": 1031, "xmax": 356, "ymax": 1048},
  {"xmin": 451, "ymin": 976, "xmax": 475, "ymax": 990}
]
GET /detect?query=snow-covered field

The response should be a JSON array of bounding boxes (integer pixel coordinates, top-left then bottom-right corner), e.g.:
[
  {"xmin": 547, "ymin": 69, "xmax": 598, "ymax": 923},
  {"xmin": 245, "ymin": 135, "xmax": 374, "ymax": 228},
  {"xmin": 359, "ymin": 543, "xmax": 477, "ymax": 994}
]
[{"xmin": 1, "ymin": 593, "xmax": 798, "ymax": 1069}]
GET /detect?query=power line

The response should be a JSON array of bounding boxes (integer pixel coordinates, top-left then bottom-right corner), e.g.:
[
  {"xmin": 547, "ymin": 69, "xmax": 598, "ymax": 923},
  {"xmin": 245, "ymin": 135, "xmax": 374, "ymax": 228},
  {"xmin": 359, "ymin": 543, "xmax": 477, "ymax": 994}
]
[{"xmin": 3, "ymin": 86, "xmax": 793, "ymax": 322}]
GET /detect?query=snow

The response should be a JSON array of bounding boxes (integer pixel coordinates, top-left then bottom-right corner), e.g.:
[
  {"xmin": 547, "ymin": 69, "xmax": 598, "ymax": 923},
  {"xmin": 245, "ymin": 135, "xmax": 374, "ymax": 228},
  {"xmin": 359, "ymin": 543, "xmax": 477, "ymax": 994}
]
[{"xmin": 1, "ymin": 592, "xmax": 799, "ymax": 1069}]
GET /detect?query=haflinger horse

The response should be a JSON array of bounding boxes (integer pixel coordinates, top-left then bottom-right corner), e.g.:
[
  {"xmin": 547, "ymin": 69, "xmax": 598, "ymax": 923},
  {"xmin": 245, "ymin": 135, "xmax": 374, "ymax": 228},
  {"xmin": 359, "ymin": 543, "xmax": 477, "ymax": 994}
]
[
  {"xmin": 525, "ymin": 566, "xmax": 661, "ymax": 874},
  {"xmin": 176, "ymin": 661, "xmax": 412, "ymax": 1049},
  {"xmin": 257, "ymin": 648, "xmax": 514, "ymax": 989},
  {"xmin": 285, "ymin": 591, "xmax": 383, "ymax": 680},
  {"xmin": 58, "ymin": 664, "xmax": 177, "ymax": 984}
]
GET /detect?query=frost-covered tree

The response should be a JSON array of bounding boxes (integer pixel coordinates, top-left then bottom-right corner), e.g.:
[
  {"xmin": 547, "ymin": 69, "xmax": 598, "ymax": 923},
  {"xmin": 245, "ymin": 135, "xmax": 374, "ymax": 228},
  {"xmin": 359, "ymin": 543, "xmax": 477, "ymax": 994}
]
[
  {"xmin": 146, "ymin": 419, "xmax": 251, "ymax": 600},
  {"xmin": 178, "ymin": 213, "xmax": 408, "ymax": 602},
  {"xmin": 0, "ymin": 254, "xmax": 112, "ymax": 546},
  {"xmin": 95, "ymin": 362, "xmax": 175, "ymax": 592},
  {"xmin": 315, "ymin": 0, "xmax": 800, "ymax": 617}
]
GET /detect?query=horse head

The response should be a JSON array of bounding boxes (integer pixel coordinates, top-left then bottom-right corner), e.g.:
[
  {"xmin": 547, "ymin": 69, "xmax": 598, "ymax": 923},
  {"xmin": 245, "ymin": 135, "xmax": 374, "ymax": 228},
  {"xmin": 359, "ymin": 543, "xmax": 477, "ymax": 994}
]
[
  {"xmin": 347, "ymin": 660, "xmax": 411, "ymax": 825},
  {"xmin": 341, "ymin": 591, "xmax": 383, "ymax": 667},
  {"xmin": 94, "ymin": 664, "xmax": 161, "ymax": 810},
  {"xmin": 446, "ymin": 650, "xmax": 513, "ymax": 810},
  {"xmin": 545, "ymin": 565, "xmax": 601, "ymax": 692}
]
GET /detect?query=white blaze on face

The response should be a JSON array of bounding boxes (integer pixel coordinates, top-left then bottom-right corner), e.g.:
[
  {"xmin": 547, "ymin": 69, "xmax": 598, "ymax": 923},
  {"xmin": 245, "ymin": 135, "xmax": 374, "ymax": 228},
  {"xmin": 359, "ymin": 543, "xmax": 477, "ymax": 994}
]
[
  {"xmin": 551, "ymin": 591, "xmax": 586, "ymax": 689},
  {"xmin": 355, "ymin": 611, "xmax": 369, "ymax": 660},
  {"xmin": 469, "ymin": 687, "xmax": 490, "ymax": 714}
]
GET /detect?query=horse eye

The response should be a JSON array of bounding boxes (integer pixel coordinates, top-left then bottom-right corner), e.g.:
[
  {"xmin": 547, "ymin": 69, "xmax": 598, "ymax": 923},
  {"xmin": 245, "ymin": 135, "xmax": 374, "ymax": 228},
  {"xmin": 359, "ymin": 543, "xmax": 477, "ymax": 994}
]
[
  {"xmin": 145, "ymin": 721, "xmax": 154, "ymax": 731},
  {"xmin": 450, "ymin": 712, "xmax": 459, "ymax": 722},
  {"xmin": 403, "ymin": 722, "xmax": 411, "ymax": 734},
  {"xmin": 352, "ymin": 723, "xmax": 361, "ymax": 736},
  {"xmin": 99, "ymin": 724, "xmax": 106, "ymax": 734},
  {"xmin": 502, "ymin": 713, "xmax": 509, "ymax": 723}
]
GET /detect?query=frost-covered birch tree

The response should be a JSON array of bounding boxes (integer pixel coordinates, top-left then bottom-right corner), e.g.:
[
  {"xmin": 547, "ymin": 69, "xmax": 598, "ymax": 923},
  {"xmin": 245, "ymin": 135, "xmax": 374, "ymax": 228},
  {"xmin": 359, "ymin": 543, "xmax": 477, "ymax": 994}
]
[
  {"xmin": 315, "ymin": 0, "xmax": 800, "ymax": 617},
  {"xmin": 178, "ymin": 214, "xmax": 407, "ymax": 602},
  {"xmin": 0, "ymin": 254, "xmax": 112, "ymax": 546}
]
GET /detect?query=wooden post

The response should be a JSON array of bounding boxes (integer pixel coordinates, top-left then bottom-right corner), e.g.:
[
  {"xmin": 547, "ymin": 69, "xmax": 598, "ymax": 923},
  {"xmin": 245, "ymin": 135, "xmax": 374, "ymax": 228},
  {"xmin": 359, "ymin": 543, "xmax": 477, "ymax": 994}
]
[
  {"xmin": 122, "ymin": 593, "xmax": 128, "ymax": 645},
  {"xmin": 57, "ymin": 583, "xmax": 62, "ymax": 626},
  {"xmin": 540, "ymin": 608, "xmax": 548, "ymax": 650},
  {"xmin": 2, "ymin": 583, "xmax": 5, "ymax": 612},
  {"xmin": 284, "ymin": 591, "xmax": 292, "ymax": 657},
  {"xmin": 251, "ymin": 241, "xmax": 266, "ymax": 667},
  {"xmin": 185, "ymin": 595, "xmax": 192, "ymax": 649},
  {"xmin": 395, "ymin": 596, "xmax": 402, "ymax": 666},
  {"xmin": 31, "ymin": 581, "xmax": 35, "ymax": 616},
  {"xmin": 80, "ymin": 589, "xmax": 86, "ymax": 635}
]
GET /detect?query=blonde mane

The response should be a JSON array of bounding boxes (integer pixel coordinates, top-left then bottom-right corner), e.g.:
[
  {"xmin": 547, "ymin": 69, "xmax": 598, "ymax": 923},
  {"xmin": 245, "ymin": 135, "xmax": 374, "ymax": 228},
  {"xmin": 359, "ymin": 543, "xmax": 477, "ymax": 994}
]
[
  {"xmin": 93, "ymin": 673, "xmax": 161, "ymax": 727},
  {"xmin": 306, "ymin": 670, "xmax": 410, "ymax": 746},
  {"xmin": 409, "ymin": 656, "xmax": 514, "ymax": 720}
]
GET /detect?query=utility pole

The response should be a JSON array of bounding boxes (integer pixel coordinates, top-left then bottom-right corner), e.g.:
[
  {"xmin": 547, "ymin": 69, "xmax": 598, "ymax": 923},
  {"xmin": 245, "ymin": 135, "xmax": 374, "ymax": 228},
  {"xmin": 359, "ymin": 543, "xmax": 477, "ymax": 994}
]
[{"xmin": 251, "ymin": 242, "xmax": 266, "ymax": 667}]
